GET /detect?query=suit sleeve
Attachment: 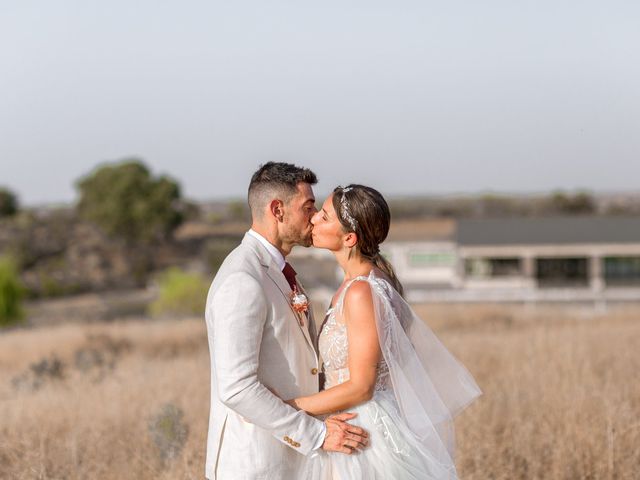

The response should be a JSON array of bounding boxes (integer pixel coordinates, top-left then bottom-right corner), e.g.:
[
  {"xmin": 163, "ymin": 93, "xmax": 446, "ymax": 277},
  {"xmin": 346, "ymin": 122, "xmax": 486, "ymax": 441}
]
[{"xmin": 207, "ymin": 272, "xmax": 325, "ymax": 455}]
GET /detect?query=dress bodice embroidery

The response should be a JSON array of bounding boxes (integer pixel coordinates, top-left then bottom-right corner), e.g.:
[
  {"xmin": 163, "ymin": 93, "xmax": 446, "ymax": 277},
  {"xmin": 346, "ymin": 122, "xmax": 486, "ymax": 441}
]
[{"xmin": 318, "ymin": 277, "xmax": 390, "ymax": 391}]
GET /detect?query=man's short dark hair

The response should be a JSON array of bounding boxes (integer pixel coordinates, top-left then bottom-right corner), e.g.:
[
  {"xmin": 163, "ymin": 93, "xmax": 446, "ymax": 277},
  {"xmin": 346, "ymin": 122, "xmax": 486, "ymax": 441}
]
[{"xmin": 248, "ymin": 162, "xmax": 318, "ymax": 219}]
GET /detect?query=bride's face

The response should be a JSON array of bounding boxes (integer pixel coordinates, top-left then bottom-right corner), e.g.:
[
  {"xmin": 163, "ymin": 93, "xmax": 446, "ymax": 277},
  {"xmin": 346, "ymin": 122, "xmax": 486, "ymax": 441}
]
[{"xmin": 311, "ymin": 194, "xmax": 352, "ymax": 250}]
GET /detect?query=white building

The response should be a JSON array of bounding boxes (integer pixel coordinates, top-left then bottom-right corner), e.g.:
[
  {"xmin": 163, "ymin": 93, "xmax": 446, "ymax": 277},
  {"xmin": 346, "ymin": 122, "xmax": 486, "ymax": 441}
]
[{"xmin": 292, "ymin": 216, "xmax": 640, "ymax": 304}]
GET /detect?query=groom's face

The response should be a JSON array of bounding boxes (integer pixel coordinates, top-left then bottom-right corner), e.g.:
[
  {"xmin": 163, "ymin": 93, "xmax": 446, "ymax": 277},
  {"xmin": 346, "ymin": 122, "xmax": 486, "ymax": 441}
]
[{"xmin": 280, "ymin": 182, "xmax": 317, "ymax": 248}]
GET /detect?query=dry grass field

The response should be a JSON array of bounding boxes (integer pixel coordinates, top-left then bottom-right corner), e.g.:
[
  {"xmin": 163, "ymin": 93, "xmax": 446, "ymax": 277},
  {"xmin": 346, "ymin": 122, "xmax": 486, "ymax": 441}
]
[{"xmin": 1, "ymin": 302, "xmax": 639, "ymax": 479}]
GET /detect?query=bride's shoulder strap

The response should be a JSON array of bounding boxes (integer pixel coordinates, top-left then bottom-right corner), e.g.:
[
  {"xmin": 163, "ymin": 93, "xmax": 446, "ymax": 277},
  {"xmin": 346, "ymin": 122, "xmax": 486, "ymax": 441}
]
[{"xmin": 336, "ymin": 275, "xmax": 372, "ymax": 313}]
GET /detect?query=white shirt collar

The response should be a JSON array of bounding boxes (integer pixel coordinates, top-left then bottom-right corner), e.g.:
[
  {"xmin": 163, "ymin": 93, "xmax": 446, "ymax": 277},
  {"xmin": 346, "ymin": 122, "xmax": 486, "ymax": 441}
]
[{"xmin": 247, "ymin": 229, "xmax": 286, "ymax": 271}]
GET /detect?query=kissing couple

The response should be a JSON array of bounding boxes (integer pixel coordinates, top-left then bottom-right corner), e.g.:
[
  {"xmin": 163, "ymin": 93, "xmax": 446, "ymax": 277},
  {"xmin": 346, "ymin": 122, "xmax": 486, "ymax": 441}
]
[{"xmin": 204, "ymin": 162, "xmax": 481, "ymax": 479}]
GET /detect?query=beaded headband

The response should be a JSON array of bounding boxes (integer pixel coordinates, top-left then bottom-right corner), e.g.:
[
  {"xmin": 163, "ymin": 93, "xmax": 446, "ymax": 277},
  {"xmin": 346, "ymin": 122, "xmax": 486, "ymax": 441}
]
[{"xmin": 339, "ymin": 186, "xmax": 358, "ymax": 231}]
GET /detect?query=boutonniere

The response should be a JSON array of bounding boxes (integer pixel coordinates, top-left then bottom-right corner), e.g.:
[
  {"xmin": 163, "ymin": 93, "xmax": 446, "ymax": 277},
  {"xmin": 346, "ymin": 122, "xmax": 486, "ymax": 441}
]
[{"xmin": 290, "ymin": 287, "xmax": 309, "ymax": 325}]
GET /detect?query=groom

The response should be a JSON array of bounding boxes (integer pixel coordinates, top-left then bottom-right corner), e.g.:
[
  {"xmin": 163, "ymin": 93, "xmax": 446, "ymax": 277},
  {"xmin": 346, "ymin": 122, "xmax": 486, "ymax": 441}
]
[{"xmin": 205, "ymin": 162, "xmax": 368, "ymax": 479}]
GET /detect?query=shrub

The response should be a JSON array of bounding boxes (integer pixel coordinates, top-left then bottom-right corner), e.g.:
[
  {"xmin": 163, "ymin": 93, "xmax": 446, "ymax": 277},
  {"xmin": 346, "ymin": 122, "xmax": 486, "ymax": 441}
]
[
  {"xmin": 148, "ymin": 403, "xmax": 189, "ymax": 463},
  {"xmin": 12, "ymin": 355, "xmax": 65, "ymax": 391},
  {"xmin": 148, "ymin": 267, "xmax": 209, "ymax": 318},
  {"xmin": 0, "ymin": 255, "xmax": 25, "ymax": 327}
]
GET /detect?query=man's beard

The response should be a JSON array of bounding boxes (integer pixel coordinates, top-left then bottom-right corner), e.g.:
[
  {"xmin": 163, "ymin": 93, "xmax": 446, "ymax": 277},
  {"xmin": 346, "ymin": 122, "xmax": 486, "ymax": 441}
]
[
  {"xmin": 298, "ymin": 232, "xmax": 313, "ymax": 247},
  {"xmin": 284, "ymin": 223, "xmax": 313, "ymax": 248},
  {"xmin": 294, "ymin": 227, "xmax": 313, "ymax": 247}
]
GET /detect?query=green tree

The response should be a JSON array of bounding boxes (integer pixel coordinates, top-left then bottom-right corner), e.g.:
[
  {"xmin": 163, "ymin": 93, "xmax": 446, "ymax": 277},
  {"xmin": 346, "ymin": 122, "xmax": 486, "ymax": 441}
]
[
  {"xmin": 550, "ymin": 191, "xmax": 596, "ymax": 215},
  {"xmin": 0, "ymin": 187, "xmax": 18, "ymax": 217},
  {"xmin": 76, "ymin": 159, "xmax": 183, "ymax": 244},
  {"xmin": 0, "ymin": 256, "xmax": 25, "ymax": 327}
]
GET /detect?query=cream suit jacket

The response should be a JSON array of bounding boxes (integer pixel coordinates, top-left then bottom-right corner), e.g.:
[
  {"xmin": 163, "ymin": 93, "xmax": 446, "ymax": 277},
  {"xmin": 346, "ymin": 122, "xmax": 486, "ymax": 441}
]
[{"xmin": 205, "ymin": 233, "xmax": 324, "ymax": 479}]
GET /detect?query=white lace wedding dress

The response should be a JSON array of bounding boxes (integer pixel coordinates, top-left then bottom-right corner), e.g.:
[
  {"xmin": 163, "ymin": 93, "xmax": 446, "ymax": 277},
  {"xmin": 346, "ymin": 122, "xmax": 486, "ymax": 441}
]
[{"xmin": 302, "ymin": 270, "xmax": 481, "ymax": 480}]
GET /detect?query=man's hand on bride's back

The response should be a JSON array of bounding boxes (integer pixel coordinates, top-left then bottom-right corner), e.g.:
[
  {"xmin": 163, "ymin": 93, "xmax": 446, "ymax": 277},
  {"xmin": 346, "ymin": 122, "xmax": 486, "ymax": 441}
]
[{"xmin": 322, "ymin": 412, "xmax": 369, "ymax": 454}]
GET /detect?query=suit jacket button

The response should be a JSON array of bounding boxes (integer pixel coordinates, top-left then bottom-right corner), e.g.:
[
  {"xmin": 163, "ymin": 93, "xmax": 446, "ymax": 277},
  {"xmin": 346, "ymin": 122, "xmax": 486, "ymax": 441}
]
[
  {"xmin": 311, "ymin": 368, "xmax": 318, "ymax": 375},
  {"xmin": 283, "ymin": 436, "xmax": 289, "ymax": 442}
]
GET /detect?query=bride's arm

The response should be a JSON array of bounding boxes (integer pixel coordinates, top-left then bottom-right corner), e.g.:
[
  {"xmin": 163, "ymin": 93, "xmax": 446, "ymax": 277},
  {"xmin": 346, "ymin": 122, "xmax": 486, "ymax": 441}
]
[{"xmin": 288, "ymin": 280, "xmax": 381, "ymax": 416}]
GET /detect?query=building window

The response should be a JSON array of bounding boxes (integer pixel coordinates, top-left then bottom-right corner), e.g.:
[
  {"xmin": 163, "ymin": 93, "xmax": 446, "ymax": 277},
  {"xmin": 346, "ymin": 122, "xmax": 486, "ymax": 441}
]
[
  {"xmin": 408, "ymin": 252, "xmax": 456, "ymax": 267},
  {"xmin": 536, "ymin": 258, "xmax": 588, "ymax": 287},
  {"xmin": 604, "ymin": 257, "xmax": 640, "ymax": 285},
  {"xmin": 465, "ymin": 258, "xmax": 521, "ymax": 278}
]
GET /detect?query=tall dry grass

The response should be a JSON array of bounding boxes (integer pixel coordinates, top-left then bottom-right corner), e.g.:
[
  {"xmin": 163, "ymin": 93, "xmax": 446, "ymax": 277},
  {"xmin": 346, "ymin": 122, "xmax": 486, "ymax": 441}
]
[{"xmin": 1, "ymin": 303, "xmax": 639, "ymax": 479}]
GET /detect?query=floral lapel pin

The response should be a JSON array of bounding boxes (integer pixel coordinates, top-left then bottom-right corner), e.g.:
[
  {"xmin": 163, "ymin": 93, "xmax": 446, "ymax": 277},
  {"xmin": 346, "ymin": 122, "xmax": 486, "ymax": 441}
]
[{"xmin": 290, "ymin": 286, "xmax": 309, "ymax": 326}]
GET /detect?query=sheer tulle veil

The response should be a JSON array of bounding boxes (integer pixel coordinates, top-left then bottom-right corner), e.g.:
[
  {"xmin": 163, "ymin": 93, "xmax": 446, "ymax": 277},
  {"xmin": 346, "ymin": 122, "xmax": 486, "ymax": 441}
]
[{"xmin": 336, "ymin": 269, "xmax": 482, "ymax": 465}]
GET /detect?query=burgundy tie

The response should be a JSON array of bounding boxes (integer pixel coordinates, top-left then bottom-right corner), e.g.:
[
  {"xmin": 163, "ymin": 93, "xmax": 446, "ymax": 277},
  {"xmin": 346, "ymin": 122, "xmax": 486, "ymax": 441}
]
[{"xmin": 282, "ymin": 262, "xmax": 297, "ymax": 291}]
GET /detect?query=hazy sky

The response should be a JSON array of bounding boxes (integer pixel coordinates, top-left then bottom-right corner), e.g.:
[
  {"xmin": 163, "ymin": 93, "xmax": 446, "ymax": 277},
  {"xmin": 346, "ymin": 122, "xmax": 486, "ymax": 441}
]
[{"xmin": 2, "ymin": 1, "xmax": 639, "ymax": 205}]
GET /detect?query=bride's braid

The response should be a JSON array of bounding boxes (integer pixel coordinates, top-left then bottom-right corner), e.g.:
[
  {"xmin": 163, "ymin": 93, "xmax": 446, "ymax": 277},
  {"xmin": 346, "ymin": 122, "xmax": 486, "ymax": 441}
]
[{"xmin": 333, "ymin": 185, "xmax": 404, "ymax": 297}]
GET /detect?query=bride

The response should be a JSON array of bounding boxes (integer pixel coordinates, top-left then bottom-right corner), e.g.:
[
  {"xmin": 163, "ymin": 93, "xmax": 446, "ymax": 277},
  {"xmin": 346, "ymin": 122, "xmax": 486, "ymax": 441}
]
[{"xmin": 287, "ymin": 184, "xmax": 482, "ymax": 479}]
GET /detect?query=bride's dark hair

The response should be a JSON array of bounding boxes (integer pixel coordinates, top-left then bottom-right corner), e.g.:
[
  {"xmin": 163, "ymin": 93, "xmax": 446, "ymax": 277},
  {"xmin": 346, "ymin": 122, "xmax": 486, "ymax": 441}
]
[{"xmin": 332, "ymin": 184, "xmax": 404, "ymax": 297}]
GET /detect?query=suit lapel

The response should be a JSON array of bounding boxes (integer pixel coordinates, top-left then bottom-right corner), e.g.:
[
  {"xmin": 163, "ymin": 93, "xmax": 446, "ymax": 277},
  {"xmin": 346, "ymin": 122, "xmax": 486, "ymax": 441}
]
[
  {"xmin": 242, "ymin": 234, "xmax": 317, "ymax": 355},
  {"xmin": 297, "ymin": 281, "xmax": 318, "ymax": 351},
  {"xmin": 265, "ymin": 264, "xmax": 316, "ymax": 352}
]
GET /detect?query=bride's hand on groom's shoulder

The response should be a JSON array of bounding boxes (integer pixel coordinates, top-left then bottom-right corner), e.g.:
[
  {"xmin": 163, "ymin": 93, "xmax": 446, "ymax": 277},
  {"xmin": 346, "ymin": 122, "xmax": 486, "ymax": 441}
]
[{"xmin": 322, "ymin": 412, "xmax": 369, "ymax": 454}]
